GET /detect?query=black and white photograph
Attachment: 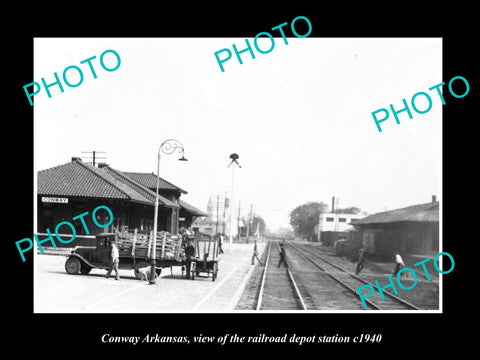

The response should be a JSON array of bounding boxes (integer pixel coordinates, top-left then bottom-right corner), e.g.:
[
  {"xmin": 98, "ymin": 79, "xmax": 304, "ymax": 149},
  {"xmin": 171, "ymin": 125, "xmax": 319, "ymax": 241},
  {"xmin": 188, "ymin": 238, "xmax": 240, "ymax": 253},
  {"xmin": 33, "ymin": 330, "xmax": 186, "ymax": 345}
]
[
  {"xmin": 7, "ymin": 5, "xmax": 475, "ymax": 354},
  {"xmin": 31, "ymin": 37, "xmax": 444, "ymax": 314}
]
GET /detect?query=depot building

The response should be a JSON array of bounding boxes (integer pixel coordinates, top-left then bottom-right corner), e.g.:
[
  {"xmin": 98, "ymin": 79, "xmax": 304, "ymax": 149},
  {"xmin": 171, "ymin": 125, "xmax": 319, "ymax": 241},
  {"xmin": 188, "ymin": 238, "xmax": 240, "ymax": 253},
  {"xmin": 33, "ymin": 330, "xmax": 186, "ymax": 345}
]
[{"xmin": 36, "ymin": 157, "xmax": 207, "ymax": 247}]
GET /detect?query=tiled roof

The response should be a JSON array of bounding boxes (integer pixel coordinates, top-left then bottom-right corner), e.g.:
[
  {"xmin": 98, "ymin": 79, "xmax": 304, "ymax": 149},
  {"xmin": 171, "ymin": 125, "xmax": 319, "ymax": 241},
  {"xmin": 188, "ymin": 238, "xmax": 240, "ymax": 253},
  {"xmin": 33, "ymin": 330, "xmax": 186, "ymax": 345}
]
[
  {"xmin": 103, "ymin": 166, "xmax": 176, "ymax": 207},
  {"xmin": 179, "ymin": 199, "xmax": 208, "ymax": 217},
  {"xmin": 352, "ymin": 201, "xmax": 439, "ymax": 225},
  {"xmin": 123, "ymin": 172, "xmax": 187, "ymax": 194},
  {"xmin": 37, "ymin": 160, "xmax": 177, "ymax": 207},
  {"xmin": 38, "ymin": 161, "xmax": 130, "ymax": 200}
]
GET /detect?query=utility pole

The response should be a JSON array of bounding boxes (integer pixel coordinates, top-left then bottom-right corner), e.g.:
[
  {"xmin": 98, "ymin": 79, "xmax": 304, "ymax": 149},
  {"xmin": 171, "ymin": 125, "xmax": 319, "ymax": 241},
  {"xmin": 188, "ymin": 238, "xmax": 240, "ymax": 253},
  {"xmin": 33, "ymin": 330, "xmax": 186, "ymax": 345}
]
[
  {"xmin": 216, "ymin": 194, "xmax": 220, "ymax": 235},
  {"xmin": 237, "ymin": 200, "xmax": 241, "ymax": 242},
  {"xmin": 246, "ymin": 203, "xmax": 253, "ymax": 243},
  {"xmin": 81, "ymin": 151, "xmax": 106, "ymax": 166},
  {"xmin": 223, "ymin": 192, "xmax": 227, "ymax": 234}
]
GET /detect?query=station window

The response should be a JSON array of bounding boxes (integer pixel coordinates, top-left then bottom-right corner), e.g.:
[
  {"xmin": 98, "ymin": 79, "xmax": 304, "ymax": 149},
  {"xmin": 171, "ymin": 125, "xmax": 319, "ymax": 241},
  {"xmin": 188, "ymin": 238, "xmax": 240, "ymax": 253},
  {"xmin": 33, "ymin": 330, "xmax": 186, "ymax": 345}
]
[
  {"xmin": 326, "ymin": 217, "xmax": 334, "ymax": 222},
  {"xmin": 339, "ymin": 218, "xmax": 347, "ymax": 222}
]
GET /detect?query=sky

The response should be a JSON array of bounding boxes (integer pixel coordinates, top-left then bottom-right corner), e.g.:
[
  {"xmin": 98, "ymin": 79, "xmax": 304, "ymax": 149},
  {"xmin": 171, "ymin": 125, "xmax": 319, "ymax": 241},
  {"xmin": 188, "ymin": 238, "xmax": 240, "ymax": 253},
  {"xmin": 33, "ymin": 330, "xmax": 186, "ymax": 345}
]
[{"xmin": 34, "ymin": 37, "xmax": 442, "ymax": 231}]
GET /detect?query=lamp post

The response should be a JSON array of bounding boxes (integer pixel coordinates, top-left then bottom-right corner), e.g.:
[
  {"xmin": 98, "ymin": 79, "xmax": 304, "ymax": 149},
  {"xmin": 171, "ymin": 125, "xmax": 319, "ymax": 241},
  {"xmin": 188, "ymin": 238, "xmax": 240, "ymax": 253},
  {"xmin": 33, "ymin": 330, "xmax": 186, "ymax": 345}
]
[{"xmin": 149, "ymin": 139, "xmax": 187, "ymax": 284}]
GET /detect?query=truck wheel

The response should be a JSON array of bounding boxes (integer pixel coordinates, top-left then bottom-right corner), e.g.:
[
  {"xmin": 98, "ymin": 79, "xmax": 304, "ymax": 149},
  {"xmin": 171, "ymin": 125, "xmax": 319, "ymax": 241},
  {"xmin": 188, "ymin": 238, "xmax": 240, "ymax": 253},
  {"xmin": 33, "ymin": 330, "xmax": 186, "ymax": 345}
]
[{"xmin": 65, "ymin": 257, "xmax": 81, "ymax": 275}]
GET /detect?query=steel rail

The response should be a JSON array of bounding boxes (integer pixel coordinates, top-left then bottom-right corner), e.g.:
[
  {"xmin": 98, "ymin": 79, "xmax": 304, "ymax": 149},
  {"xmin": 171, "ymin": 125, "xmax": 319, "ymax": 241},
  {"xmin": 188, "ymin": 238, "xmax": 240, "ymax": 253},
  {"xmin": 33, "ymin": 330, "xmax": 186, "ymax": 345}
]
[
  {"xmin": 256, "ymin": 241, "xmax": 271, "ymax": 310},
  {"xmin": 288, "ymin": 243, "xmax": 381, "ymax": 310},
  {"xmin": 289, "ymin": 243, "xmax": 420, "ymax": 310},
  {"xmin": 274, "ymin": 242, "xmax": 308, "ymax": 310},
  {"xmin": 286, "ymin": 268, "xmax": 308, "ymax": 310}
]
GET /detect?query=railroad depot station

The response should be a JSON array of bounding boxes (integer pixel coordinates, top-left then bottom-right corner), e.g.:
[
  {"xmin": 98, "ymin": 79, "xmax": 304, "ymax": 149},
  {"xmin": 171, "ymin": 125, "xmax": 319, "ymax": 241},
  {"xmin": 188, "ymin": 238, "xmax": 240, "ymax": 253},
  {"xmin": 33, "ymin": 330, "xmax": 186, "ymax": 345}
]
[
  {"xmin": 35, "ymin": 157, "xmax": 440, "ymax": 312},
  {"xmin": 37, "ymin": 157, "xmax": 207, "ymax": 246}
]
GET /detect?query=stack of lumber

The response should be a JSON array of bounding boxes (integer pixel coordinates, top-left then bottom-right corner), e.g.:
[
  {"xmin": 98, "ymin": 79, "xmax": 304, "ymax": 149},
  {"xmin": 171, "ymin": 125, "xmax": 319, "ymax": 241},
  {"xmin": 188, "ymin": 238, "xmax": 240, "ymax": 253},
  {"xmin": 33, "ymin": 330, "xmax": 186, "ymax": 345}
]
[{"xmin": 116, "ymin": 229, "xmax": 185, "ymax": 261}]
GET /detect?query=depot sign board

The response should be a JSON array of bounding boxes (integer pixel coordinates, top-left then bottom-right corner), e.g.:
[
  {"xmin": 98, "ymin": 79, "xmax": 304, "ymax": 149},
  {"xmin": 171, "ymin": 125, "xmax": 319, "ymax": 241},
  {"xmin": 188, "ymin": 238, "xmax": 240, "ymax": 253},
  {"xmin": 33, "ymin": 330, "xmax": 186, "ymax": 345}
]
[{"xmin": 41, "ymin": 197, "xmax": 68, "ymax": 204}]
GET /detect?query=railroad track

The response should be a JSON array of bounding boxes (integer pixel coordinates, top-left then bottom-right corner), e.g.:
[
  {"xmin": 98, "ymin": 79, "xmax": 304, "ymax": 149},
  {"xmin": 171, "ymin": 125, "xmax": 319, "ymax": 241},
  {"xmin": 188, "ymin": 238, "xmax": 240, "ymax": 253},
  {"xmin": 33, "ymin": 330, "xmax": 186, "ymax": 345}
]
[
  {"xmin": 288, "ymin": 243, "xmax": 420, "ymax": 310},
  {"xmin": 255, "ymin": 241, "xmax": 311, "ymax": 310}
]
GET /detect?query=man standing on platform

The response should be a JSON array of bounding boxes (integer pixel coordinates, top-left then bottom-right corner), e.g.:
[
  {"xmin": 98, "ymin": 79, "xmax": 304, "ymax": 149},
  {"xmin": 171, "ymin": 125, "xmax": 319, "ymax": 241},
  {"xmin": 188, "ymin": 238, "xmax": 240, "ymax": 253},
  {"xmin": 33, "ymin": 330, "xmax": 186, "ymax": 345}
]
[
  {"xmin": 185, "ymin": 238, "xmax": 196, "ymax": 279},
  {"xmin": 218, "ymin": 233, "xmax": 224, "ymax": 254},
  {"xmin": 106, "ymin": 239, "xmax": 120, "ymax": 280}
]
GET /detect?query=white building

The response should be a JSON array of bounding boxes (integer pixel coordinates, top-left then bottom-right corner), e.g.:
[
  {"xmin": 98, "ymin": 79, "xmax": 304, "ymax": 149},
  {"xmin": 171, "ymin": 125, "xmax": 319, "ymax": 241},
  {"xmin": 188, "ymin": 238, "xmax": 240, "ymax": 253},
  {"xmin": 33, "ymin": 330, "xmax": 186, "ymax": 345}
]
[{"xmin": 316, "ymin": 212, "xmax": 363, "ymax": 242}]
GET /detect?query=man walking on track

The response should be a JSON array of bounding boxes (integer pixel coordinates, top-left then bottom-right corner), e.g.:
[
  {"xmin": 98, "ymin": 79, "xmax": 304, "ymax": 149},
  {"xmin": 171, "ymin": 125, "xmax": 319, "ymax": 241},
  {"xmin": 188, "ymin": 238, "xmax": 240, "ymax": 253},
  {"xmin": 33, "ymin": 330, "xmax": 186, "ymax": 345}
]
[
  {"xmin": 106, "ymin": 240, "xmax": 120, "ymax": 280},
  {"xmin": 277, "ymin": 243, "xmax": 287, "ymax": 268},
  {"xmin": 251, "ymin": 239, "xmax": 263, "ymax": 265},
  {"xmin": 393, "ymin": 253, "xmax": 405, "ymax": 278}
]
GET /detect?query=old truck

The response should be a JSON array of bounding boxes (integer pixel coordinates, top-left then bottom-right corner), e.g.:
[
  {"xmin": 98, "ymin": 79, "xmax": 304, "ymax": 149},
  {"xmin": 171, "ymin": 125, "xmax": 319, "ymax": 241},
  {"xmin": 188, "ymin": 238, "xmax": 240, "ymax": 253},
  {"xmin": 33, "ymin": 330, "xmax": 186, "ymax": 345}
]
[{"xmin": 64, "ymin": 230, "xmax": 186, "ymax": 279}]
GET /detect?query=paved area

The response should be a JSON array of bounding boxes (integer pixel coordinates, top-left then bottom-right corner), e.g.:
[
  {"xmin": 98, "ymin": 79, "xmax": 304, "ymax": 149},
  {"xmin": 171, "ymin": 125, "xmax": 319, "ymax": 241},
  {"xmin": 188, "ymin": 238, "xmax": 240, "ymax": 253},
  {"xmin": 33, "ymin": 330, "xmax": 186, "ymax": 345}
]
[{"xmin": 34, "ymin": 242, "xmax": 265, "ymax": 313}]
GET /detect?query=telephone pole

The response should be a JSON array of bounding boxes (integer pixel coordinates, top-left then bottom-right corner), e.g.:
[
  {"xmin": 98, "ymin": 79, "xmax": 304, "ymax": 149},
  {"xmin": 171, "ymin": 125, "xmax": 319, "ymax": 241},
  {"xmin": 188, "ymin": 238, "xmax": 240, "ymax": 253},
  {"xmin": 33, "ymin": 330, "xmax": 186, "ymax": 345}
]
[
  {"xmin": 222, "ymin": 192, "xmax": 228, "ymax": 234},
  {"xmin": 81, "ymin": 151, "xmax": 106, "ymax": 166},
  {"xmin": 246, "ymin": 203, "xmax": 253, "ymax": 243},
  {"xmin": 216, "ymin": 194, "xmax": 220, "ymax": 234},
  {"xmin": 237, "ymin": 200, "xmax": 241, "ymax": 241}
]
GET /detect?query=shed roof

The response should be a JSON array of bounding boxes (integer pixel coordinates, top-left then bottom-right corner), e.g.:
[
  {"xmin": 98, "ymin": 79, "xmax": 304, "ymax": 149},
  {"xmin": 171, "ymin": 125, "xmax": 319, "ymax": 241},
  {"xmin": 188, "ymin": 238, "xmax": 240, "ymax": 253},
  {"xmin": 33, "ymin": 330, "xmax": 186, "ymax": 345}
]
[
  {"xmin": 351, "ymin": 201, "xmax": 439, "ymax": 226},
  {"xmin": 179, "ymin": 199, "xmax": 208, "ymax": 217},
  {"xmin": 123, "ymin": 172, "xmax": 187, "ymax": 194}
]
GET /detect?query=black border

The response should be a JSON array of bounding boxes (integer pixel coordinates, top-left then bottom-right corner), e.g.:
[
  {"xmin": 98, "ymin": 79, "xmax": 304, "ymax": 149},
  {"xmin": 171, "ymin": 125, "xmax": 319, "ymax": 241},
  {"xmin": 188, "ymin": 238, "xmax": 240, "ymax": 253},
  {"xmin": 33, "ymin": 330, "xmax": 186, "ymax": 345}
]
[{"xmin": 6, "ymin": 4, "xmax": 474, "ymax": 354}]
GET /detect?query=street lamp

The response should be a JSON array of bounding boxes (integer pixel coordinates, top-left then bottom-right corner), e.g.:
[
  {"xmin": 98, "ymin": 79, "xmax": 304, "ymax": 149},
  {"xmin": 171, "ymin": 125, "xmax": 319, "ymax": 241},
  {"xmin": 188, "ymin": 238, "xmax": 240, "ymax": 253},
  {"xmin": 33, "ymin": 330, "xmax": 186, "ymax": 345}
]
[{"xmin": 149, "ymin": 139, "xmax": 188, "ymax": 284}]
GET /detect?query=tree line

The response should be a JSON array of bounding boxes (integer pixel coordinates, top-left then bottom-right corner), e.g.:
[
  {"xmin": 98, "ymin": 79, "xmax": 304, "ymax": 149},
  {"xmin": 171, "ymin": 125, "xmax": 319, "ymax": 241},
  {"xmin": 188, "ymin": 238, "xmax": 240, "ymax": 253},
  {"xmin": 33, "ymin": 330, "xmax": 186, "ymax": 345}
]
[{"xmin": 289, "ymin": 202, "xmax": 361, "ymax": 241}]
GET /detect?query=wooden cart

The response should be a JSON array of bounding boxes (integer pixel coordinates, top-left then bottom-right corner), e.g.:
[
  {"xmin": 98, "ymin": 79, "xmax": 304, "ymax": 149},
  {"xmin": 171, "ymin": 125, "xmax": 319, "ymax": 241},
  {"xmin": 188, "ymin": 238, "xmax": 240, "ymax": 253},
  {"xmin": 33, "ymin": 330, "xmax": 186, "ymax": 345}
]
[{"xmin": 191, "ymin": 234, "xmax": 221, "ymax": 281}]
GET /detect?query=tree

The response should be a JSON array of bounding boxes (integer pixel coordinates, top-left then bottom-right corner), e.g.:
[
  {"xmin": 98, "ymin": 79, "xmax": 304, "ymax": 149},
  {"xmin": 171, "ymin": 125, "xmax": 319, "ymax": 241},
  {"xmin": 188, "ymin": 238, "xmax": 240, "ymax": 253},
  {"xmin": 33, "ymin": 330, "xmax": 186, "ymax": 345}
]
[
  {"xmin": 335, "ymin": 206, "xmax": 361, "ymax": 214},
  {"xmin": 251, "ymin": 215, "xmax": 266, "ymax": 236},
  {"xmin": 289, "ymin": 202, "xmax": 328, "ymax": 241},
  {"xmin": 243, "ymin": 214, "xmax": 266, "ymax": 238}
]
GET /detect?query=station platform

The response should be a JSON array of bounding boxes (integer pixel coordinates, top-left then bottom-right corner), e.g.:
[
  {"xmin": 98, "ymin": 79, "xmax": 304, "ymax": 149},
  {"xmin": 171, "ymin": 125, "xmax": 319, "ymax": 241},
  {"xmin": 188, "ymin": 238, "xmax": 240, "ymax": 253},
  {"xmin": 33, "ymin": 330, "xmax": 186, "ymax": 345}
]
[{"xmin": 35, "ymin": 242, "xmax": 266, "ymax": 313}]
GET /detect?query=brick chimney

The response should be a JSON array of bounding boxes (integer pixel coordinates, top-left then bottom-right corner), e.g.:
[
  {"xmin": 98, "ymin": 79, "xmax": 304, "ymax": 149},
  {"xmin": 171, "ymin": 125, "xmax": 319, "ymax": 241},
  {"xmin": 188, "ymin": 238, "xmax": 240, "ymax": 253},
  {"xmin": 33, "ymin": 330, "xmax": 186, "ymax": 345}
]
[
  {"xmin": 432, "ymin": 195, "xmax": 437, "ymax": 203},
  {"xmin": 71, "ymin": 157, "xmax": 82, "ymax": 162}
]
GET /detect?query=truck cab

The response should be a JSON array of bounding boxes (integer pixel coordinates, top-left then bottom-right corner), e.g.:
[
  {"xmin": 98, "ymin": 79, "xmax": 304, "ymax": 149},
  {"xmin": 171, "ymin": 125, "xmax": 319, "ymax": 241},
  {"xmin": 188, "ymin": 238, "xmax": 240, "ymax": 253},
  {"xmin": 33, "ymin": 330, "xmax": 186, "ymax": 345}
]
[{"xmin": 65, "ymin": 233, "xmax": 115, "ymax": 275}]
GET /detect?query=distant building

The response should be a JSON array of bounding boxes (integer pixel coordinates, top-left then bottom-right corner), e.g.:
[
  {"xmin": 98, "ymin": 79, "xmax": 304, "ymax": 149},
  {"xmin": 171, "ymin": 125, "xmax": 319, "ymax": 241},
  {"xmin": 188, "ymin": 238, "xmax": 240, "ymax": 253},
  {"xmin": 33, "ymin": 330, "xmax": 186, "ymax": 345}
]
[
  {"xmin": 191, "ymin": 194, "xmax": 232, "ymax": 236},
  {"xmin": 351, "ymin": 196, "xmax": 439, "ymax": 257},
  {"xmin": 316, "ymin": 212, "xmax": 364, "ymax": 244},
  {"xmin": 191, "ymin": 217, "xmax": 215, "ymax": 235},
  {"xmin": 319, "ymin": 212, "xmax": 363, "ymax": 233}
]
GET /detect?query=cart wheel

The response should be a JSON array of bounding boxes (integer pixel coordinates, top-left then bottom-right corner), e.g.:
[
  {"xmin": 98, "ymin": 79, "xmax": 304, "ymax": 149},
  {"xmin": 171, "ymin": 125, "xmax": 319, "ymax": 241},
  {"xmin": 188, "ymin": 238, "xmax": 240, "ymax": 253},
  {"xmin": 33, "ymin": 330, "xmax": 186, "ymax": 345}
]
[{"xmin": 65, "ymin": 257, "xmax": 81, "ymax": 275}]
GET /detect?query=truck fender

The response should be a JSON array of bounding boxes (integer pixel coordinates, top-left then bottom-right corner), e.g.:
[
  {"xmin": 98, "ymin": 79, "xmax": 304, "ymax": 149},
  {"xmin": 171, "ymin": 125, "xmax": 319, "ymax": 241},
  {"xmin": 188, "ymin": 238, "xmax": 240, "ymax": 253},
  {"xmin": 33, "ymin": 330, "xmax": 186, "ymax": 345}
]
[{"xmin": 66, "ymin": 253, "xmax": 107, "ymax": 270}]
